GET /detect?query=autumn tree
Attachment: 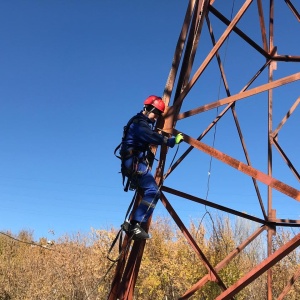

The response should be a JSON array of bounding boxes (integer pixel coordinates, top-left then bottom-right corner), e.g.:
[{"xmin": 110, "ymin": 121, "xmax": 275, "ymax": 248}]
[{"xmin": 0, "ymin": 216, "xmax": 299, "ymax": 299}]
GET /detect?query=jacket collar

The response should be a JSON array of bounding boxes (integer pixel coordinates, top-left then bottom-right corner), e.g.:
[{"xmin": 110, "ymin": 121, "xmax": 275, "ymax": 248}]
[{"xmin": 137, "ymin": 111, "xmax": 155, "ymax": 124}]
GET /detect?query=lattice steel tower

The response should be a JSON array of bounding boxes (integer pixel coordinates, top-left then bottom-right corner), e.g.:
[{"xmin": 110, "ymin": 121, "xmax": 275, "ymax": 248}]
[{"xmin": 108, "ymin": 1, "xmax": 300, "ymax": 299}]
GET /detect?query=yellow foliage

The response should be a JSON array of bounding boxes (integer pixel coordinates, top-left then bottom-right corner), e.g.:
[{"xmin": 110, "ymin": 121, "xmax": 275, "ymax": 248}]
[{"xmin": 0, "ymin": 217, "xmax": 299, "ymax": 299}]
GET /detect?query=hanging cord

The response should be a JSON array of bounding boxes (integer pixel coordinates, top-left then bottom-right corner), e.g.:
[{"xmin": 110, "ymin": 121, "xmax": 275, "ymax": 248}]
[
  {"xmin": 106, "ymin": 191, "xmax": 137, "ymax": 262},
  {"xmin": 196, "ymin": 1, "xmax": 236, "ymax": 245}
]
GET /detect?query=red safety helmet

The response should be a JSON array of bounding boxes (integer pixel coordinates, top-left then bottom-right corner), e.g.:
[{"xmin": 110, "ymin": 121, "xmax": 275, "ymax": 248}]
[{"xmin": 143, "ymin": 95, "xmax": 165, "ymax": 113}]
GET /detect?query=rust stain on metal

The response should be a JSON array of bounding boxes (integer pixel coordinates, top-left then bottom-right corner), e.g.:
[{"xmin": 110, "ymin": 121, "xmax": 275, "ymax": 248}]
[{"xmin": 174, "ymin": 129, "xmax": 300, "ymax": 201}]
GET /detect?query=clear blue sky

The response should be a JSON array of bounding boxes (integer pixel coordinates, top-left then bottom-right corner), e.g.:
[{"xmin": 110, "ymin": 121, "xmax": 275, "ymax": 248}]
[{"xmin": 0, "ymin": 1, "xmax": 299, "ymax": 241}]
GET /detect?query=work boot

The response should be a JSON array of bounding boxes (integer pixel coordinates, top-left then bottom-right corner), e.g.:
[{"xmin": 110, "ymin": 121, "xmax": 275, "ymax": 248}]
[{"xmin": 129, "ymin": 223, "xmax": 150, "ymax": 240}]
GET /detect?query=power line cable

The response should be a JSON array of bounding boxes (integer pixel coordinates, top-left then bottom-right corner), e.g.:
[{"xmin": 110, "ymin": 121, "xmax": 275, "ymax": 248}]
[{"xmin": 0, "ymin": 231, "xmax": 55, "ymax": 251}]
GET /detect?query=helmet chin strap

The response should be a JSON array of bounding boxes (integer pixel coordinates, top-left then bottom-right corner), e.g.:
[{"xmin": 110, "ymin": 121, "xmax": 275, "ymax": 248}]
[{"xmin": 143, "ymin": 105, "xmax": 155, "ymax": 116}]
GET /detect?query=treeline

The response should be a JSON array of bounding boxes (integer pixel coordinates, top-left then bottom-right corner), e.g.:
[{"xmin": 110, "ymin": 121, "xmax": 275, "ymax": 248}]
[{"xmin": 0, "ymin": 216, "xmax": 299, "ymax": 299}]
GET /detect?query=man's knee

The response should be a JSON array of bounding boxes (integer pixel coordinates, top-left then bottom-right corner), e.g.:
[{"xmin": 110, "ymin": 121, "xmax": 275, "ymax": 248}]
[{"xmin": 143, "ymin": 186, "xmax": 160, "ymax": 203}]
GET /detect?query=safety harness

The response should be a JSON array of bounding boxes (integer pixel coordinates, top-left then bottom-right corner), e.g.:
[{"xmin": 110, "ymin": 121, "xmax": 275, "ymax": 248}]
[{"xmin": 114, "ymin": 116, "xmax": 149, "ymax": 192}]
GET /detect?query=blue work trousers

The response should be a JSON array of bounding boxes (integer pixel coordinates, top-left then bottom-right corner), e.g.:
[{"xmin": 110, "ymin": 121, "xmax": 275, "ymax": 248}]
[{"xmin": 123, "ymin": 157, "xmax": 160, "ymax": 223}]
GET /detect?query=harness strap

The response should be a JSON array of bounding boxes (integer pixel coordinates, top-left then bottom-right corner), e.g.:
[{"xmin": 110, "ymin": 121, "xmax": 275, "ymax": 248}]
[
  {"xmin": 114, "ymin": 115, "xmax": 150, "ymax": 191},
  {"xmin": 140, "ymin": 199, "xmax": 156, "ymax": 208},
  {"xmin": 114, "ymin": 143, "xmax": 122, "ymax": 160},
  {"xmin": 107, "ymin": 192, "xmax": 136, "ymax": 262}
]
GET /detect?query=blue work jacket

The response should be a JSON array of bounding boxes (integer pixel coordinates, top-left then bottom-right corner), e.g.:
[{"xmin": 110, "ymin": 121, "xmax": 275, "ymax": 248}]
[{"xmin": 120, "ymin": 112, "xmax": 175, "ymax": 158}]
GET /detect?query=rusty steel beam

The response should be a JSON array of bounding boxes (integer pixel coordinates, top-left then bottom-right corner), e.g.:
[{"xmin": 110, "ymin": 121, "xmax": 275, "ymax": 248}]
[
  {"xmin": 271, "ymin": 218, "xmax": 300, "ymax": 227},
  {"xmin": 162, "ymin": 186, "xmax": 268, "ymax": 225},
  {"xmin": 272, "ymin": 97, "xmax": 300, "ymax": 138},
  {"xmin": 230, "ymin": 105, "xmax": 268, "ymax": 219},
  {"xmin": 205, "ymin": 15, "xmax": 230, "ymax": 97},
  {"xmin": 277, "ymin": 265, "xmax": 300, "ymax": 300},
  {"xmin": 172, "ymin": 0, "xmax": 204, "ymax": 102},
  {"xmin": 267, "ymin": 1, "xmax": 275, "ymax": 297},
  {"xmin": 171, "ymin": 0, "xmax": 210, "ymax": 129},
  {"xmin": 272, "ymin": 138, "xmax": 300, "ymax": 182},
  {"xmin": 256, "ymin": 0, "xmax": 268, "ymax": 51},
  {"xmin": 163, "ymin": 185, "xmax": 300, "ymax": 228},
  {"xmin": 107, "ymin": 236, "xmax": 132, "ymax": 299},
  {"xmin": 171, "ymin": 129, "xmax": 300, "ymax": 201},
  {"xmin": 176, "ymin": 72, "xmax": 300, "ymax": 120},
  {"xmin": 209, "ymin": 4, "xmax": 269, "ymax": 57},
  {"xmin": 179, "ymin": 226, "xmax": 267, "ymax": 299},
  {"xmin": 215, "ymin": 233, "xmax": 300, "ymax": 300},
  {"xmin": 284, "ymin": 0, "xmax": 300, "ymax": 22},
  {"xmin": 173, "ymin": 0, "xmax": 254, "ymax": 110},
  {"xmin": 107, "ymin": 193, "xmax": 144, "ymax": 300},
  {"xmin": 163, "ymin": 0, "xmax": 196, "ymax": 106},
  {"xmin": 273, "ymin": 54, "xmax": 300, "ymax": 62},
  {"xmin": 160, "ymin": 192, "xmax": 229, "ymax": 291}
]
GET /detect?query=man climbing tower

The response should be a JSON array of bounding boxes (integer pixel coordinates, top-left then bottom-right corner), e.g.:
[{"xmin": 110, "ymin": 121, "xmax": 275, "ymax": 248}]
[{"xmin": 119, "ymin": 95, "xmax": 183, "ymax": 240}]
